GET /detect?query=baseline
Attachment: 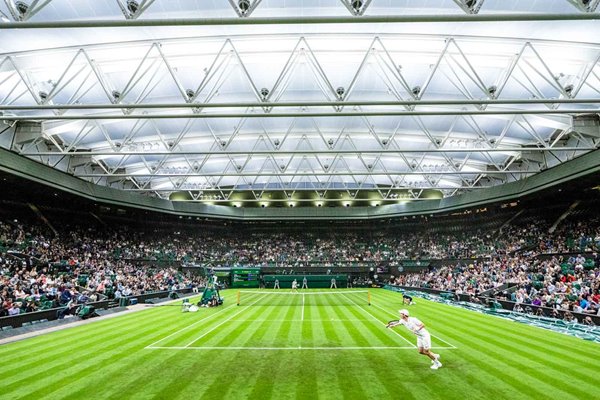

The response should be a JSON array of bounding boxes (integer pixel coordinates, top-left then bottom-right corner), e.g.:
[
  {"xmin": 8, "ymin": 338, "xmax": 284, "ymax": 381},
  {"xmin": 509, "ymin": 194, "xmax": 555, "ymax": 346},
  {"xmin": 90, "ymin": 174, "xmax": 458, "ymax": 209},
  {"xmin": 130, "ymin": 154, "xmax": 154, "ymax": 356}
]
[
  {"xmin": 147, "ymin": 346, "xmax": 456, "ymax": 350},
  {"xmin": 223, "ymin": 319, "xmax": 372, "ymax": 322}
]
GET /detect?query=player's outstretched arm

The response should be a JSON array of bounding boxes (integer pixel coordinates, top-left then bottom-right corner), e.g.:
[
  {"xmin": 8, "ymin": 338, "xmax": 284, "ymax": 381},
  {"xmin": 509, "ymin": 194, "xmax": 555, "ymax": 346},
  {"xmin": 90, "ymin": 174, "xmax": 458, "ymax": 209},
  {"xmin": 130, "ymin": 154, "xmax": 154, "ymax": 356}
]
[{"xmin": 386, "ymin": 320, "xmax": 401, "ymax": 328}]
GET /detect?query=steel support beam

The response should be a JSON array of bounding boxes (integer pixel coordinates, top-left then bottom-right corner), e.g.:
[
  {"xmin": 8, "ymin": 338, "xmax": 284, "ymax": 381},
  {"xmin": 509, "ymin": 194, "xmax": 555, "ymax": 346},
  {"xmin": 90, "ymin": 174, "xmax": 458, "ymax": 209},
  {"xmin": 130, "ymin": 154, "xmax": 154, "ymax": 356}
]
[
  {"xmin": 2, "ymin": 109, "xmax": 597, "ymax": 121},
  {"xmin": 77, "ymin": 171, "xmax": 533, "ymax": 177},
  {"xmin": 0, "ymin": 14, "xmax": 598, "ymax": 29},
  {"xmin": 120, "ymin": 187, "xmax": 475, "ymax": 192},
  {"xmin": 1, "ymin": 98, "xmax": 600, "ymax": 111},
  {"xmin": 19, "ymin": 147, "xmax": 596, "ymax": 156}
]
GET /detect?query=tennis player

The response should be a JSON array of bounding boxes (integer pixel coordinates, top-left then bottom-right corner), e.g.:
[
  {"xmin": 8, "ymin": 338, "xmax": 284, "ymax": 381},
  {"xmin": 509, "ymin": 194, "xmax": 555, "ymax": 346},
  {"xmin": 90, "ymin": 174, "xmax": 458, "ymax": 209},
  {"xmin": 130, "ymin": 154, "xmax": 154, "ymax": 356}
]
[
  {"xmin": 291, "ymin": 279, "xmax": 298, "ymax": 292},
  {"xmin": 302, "ymin": 276, "xmax": 308, "ymax": 289},
  {"xmin": 386, "ymin": 309, "xmax": 442, "ymax": 369}
]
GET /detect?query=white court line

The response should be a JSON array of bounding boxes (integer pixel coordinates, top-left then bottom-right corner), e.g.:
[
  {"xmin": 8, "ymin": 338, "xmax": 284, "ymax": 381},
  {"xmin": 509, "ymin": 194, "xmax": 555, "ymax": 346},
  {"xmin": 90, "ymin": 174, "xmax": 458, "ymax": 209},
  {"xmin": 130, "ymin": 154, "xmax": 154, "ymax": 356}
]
[
  {"xmin": 370, "ymin": 301, "xmax": 458, "ymax": 349},
  {"xmin": 144, "ymin": 292, "xmax": 260, "ymax": 349},
  {"xmin": 341, "ymin": 293, "xmax": 417, "ymax": 348},
  {"xmin": 184, "ymin": 294, "xmax": 267, "ymax": 348},
  {"xmin": 224, "ymin": 319, "xmax": 372, "ymax": 322},
  {"xmin": 301, "ymin": 293, "xmax": 305, "ymax": 322},
  {"xmin": 147, "ymin": 346, "xmax": 457, "ymax": 350},
  {"xmin": 145, "ymin": 304, "xmax": 235, "ymax": 349}
]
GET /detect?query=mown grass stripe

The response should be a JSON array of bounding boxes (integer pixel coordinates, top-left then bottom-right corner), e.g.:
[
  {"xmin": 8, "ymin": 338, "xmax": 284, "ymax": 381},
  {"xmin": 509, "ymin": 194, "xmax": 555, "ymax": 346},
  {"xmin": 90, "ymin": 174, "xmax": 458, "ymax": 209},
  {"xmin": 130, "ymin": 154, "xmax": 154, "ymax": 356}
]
[
  {"xmin": 0, "ymin": 305, "xmax": 170, "ymax": 357},
  {"xmin": 201, "ymin": 300, "xmax": 274, "ymax": 349},
  {"xmin": 227, "ymin": 296, "xmax": 293, "ymax": 348},
  {"xmin": 246, "ymin": 343, "xmax": 288, "ymax": 399},
  {"xmin": 154, "ymin": 292, "xmax": 263, "ymax": 348},
  {"xmin": 315, "ymin": 297, "xmax": 342, "ymax": 347},
  {"xmin": 1, "ymin": 289, "xmax": 599, "ymax": 400},
  {"xmin": 5, "ymin": 296, "xmax": 231, "ymax": 399},
  {"xmin": 354, "ymin": 296, "xmax": 417, "ymax": 345},
  {"xmin": 392, "ymin": 295, "xmax": 600, "ymax": 383},
  {"xmin": 143, "ymin": 302, "xmax": 274, "ymax": 400},
  {"xmin": 403, "ymin": 317, "xmax": 555, "ymax": 399},
  {"xmin": 370, "ymin": 290, "xmax": 600, "ymax": 399},
  {"xmin": 0, "ymin": 310, "xmax": 174, "ymax": 385},
  {"xmin": 327, "ymin": 305, "xmax": 401, "ymax": 399},
  {"xmin": 406, "ymin": 297, "xmax": 600, "ymax": 370},
  {"xmin": 338, "ymin": 301, "xmax": 400, "ymax": 347},
  {"xmin": 158, "ymin": 303, "xmax": 251, "ymax": 347},
  {"xmin": 374, "ymin": 290, "xmax": 600, "ymax": 357},
  {"xmin": 308, "ymin": 295, "xmax": 348, "ymax": 397},
  {"xmin": 420, "ymin": 306, "xmax": 598, "ymax": 392},
  {"xmin": 335, "ymin": 302, "xmax": 441, "ymax": 399},
  {"xmin": 404, "ymin": 304, "xmax": 589, "ymax": 398},
  {"xmin": 146, "ymin": 299, "xmax": 242, "ymax": 348},
  {"xmin": 184, "ymin": 295, "xmax": 267, "ymax": 347},
  {"xmin": 192, "ymin": 304, "xmax": 287, "ymax": 399},
  {"xmin": 175, "ymin": 306, "xmax": 277, "ymax": 398},
  {"xmin": 8, "ymin": 318, "xmax": 164, "ymax": 400}
]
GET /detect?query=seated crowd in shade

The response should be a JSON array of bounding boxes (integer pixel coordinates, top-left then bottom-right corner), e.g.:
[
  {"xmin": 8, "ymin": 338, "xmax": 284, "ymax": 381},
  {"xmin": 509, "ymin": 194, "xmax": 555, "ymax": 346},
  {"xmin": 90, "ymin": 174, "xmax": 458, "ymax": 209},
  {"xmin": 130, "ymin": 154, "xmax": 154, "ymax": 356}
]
[{"xmin": 1, "ymin": 204, "xmax": 599, "ymax": 318}]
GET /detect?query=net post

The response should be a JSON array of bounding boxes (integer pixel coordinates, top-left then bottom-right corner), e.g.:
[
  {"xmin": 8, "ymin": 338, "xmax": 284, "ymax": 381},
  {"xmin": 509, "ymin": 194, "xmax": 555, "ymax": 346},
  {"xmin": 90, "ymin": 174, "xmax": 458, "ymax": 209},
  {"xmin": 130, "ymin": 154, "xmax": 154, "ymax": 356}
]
[
  {"xmin": 237, "ymin": 290, "xmax": 240, "ymax": 306},
  {"xmin": 368, "ymin": 290, "xmax": 371, "ymax": 306}
]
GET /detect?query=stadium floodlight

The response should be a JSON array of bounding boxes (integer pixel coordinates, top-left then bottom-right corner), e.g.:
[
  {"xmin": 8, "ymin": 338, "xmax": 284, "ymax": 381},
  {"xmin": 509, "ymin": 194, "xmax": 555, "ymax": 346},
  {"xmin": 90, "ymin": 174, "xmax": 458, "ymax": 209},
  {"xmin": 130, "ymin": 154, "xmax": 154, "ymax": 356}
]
[
  {"xmin": 185, "ymin": 89, "xmax": 195, "ymax": 100},
  {"xmin": 340, "ymin": 0, "xmax": 371, "ymax": 16},
  {"xmin": 239, "ymin": 0, "xmax": 250, "ymax": 12},
  {"xmin": 127, "ymin": 0, "xmax": 139, "ymax": 15},
  {"xmin": 15, "ymin": 1, "xmax": 29, "ymax": 16},
  {"xmin": 453, "ymin": 0, "xmax": 485, "ymax": 14},
  {"xmin": 568, "ymin": 0, "xmax": 600, "ymax": 12}
]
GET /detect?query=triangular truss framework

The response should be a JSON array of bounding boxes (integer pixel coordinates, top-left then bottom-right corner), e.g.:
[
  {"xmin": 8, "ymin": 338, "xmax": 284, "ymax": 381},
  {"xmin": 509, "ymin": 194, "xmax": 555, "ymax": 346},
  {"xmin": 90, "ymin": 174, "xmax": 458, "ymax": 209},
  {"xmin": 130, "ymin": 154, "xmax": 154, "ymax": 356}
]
[{"xmin": 0, "ymin": 1, "xmax": 599, "ymax": 205}]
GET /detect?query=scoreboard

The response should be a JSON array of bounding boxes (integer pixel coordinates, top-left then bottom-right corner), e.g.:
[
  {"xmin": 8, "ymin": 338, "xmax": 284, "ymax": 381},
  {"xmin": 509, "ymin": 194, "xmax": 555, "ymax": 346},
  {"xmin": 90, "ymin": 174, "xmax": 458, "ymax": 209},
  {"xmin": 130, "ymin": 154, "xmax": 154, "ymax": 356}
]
[{"xmin": 231, "ymin": 268, "xmax": 261, "ymax": 288}]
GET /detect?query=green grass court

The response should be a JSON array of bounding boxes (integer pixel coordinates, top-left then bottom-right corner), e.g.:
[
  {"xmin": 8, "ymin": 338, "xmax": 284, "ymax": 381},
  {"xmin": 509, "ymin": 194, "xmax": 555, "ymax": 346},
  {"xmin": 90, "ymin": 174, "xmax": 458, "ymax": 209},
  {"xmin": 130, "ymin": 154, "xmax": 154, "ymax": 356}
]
[{"xmin": 1, "ymin": 288, "xmax": 599, "ymax": 400}]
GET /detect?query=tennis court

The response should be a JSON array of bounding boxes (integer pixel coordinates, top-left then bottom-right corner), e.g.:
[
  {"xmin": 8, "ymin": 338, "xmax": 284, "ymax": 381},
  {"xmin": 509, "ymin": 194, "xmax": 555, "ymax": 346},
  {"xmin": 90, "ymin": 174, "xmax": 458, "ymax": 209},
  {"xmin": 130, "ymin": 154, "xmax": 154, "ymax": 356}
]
[
  {"xmin": 146, "ymin": 290, "xmax": 456, "ymax": 350},
  {"xmin": 1, "ymin": 288, "xmax": 599, "ymax": 400}
]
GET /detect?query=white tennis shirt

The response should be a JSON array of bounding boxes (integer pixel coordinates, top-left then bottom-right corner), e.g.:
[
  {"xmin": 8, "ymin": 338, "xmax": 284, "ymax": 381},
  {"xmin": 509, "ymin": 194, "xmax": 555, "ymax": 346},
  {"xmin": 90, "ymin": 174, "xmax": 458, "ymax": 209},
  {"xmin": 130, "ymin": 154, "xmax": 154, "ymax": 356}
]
[{"xmin": 399, "ymin": 317, "xmax": 427, "ymax": 337}]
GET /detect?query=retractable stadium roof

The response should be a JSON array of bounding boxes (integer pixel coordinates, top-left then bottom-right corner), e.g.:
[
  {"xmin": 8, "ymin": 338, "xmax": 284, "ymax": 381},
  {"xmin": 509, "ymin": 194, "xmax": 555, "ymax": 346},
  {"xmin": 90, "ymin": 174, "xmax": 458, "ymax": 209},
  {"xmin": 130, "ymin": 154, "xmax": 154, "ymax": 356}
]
[{"xmin": 0, "ymin": 0, "xmax": 599, "ymax": 207}]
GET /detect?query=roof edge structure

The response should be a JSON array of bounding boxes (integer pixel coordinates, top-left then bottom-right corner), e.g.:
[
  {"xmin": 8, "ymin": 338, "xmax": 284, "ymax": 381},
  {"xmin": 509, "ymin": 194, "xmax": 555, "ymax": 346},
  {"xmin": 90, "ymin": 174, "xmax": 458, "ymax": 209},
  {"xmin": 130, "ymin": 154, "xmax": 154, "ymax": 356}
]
[
  {"xmin": 1, "ymin": 145, "xmax": 599, "ymax": 221},
  {"xmin": 1, "ymin": 1, "xmax": 599, "ymax": 211}
]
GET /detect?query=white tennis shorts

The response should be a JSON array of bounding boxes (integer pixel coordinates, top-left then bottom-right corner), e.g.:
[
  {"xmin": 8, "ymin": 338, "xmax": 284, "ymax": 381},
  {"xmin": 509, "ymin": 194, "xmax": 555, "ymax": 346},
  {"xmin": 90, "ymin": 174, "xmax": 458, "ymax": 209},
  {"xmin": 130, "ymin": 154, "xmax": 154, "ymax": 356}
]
[{"xmin": 416, "ymin": 331, "xmax": 431, "ymax": 350}]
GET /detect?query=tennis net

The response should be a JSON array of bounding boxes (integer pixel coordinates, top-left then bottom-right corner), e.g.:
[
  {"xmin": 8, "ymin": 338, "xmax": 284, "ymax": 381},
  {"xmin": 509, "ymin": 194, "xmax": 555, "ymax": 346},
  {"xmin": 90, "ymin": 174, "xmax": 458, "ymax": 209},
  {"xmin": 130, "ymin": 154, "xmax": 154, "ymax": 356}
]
[{"xmin": 236, "ymin": 290, "xmax": 371, "ymax": 306}]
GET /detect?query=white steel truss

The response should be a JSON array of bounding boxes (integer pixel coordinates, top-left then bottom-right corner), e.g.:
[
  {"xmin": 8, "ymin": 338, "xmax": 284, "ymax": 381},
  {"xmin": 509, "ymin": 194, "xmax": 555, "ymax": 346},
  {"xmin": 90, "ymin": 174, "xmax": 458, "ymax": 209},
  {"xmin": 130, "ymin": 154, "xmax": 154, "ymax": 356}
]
[{"xmin": 0, "ymin": 2, "xmax": 599, "ymax": 205}]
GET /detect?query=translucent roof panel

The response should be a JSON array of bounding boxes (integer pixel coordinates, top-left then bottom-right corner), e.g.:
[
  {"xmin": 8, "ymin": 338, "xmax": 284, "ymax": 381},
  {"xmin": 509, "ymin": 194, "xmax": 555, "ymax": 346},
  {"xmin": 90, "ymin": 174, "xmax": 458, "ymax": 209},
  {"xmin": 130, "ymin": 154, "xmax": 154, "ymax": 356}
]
[{"xmin": 0, "ymin": 0, "xmax": 598, "ymax": 205}]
